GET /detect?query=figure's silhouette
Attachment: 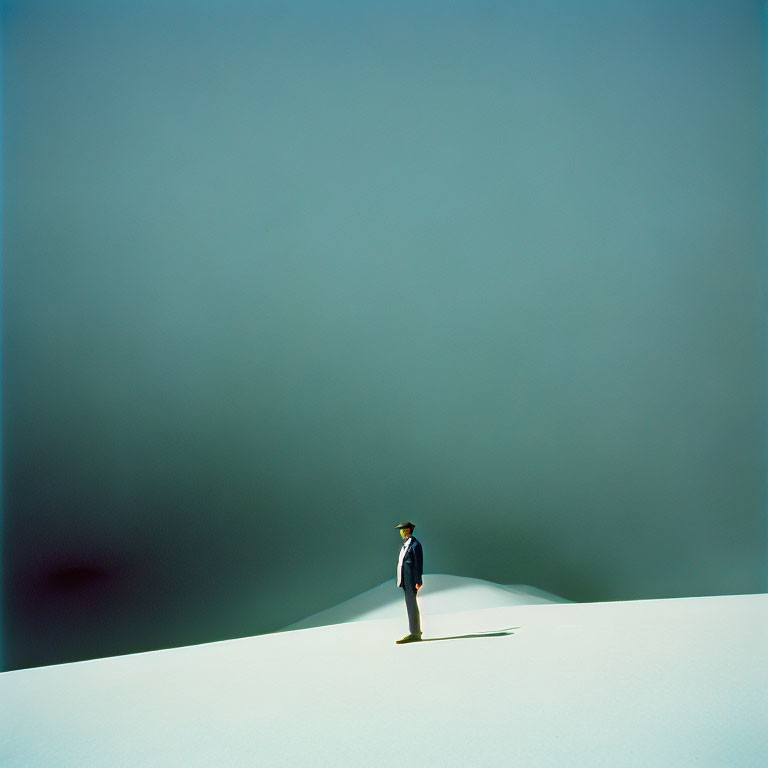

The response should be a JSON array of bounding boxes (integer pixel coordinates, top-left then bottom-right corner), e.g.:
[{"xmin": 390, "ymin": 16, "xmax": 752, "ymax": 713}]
[{"xmin": 394, "ymin": 521, "xmax": 423, "ymax": 644}]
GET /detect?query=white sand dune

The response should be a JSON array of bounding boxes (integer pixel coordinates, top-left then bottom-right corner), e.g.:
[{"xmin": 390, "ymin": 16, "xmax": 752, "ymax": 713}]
[
  {"xmin": 281, "ymin": 574, "xmax": 569, "ymax": 630},
  {"xmin": 1, "ymin": 586, "xmax": 766, "ymax": 767}
]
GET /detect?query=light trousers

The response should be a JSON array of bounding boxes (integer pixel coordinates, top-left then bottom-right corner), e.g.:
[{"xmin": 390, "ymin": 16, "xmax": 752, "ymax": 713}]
[{"xmin": 403, "ymin": 587, "xmax": 422, "ymax": 635}]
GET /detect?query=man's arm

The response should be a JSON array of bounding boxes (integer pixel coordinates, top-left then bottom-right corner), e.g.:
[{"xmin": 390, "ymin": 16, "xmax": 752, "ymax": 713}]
[{"xmin": 414, "ymin": 541, "xmax": 423, "ymax": 587}]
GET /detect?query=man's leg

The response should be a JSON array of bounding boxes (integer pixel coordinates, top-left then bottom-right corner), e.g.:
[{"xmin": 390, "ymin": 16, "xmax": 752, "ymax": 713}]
[{"xmin": 404, "ymin": 587, "xmax": 422, "ymax": 636}]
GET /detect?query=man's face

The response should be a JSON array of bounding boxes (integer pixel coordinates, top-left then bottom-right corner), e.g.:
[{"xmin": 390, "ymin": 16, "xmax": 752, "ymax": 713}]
[{"xmin": 399, "ymin": 527, "xmax": 411, "ymax": 541}]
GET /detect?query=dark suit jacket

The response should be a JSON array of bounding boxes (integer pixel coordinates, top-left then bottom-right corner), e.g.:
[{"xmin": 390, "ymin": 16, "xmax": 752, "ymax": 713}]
[{"xmin": 400, "ymin": 537, "xmax": 423, "ymax": 590}]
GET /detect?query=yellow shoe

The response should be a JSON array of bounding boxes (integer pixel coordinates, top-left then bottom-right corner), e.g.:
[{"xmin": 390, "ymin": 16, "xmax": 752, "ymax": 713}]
[{"xmin": 395, "ymin": 633, "xmax": 423, "ymax": 644}]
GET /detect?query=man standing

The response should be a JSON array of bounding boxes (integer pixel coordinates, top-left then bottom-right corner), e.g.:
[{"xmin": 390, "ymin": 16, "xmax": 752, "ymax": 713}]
[{"xmin": 395, "ymin": 521, "xmax": 423, "ymax": 644}]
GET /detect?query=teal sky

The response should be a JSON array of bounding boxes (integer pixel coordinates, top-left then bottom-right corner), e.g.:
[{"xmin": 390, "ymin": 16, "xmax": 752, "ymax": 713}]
[{"xmin": 2, "ymin": 0, "xmax": 766, "ymax": 669}]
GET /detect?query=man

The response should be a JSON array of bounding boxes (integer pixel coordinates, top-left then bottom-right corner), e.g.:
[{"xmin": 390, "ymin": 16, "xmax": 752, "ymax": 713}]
[{"xmin": 395, "ymin": 521, "xmax": 423, "ymax": 644}]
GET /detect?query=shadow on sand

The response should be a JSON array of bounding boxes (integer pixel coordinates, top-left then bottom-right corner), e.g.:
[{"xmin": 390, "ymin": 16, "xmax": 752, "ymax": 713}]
[{"xmin": 420, "ymin": 626, "xmax": 520, "ymax": 642}]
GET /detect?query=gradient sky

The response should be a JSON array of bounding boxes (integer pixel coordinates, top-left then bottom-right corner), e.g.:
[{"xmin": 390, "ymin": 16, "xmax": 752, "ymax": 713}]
[{"xmin": 2, "ymin": 0, "xmax": 766, "ymax": 670}]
